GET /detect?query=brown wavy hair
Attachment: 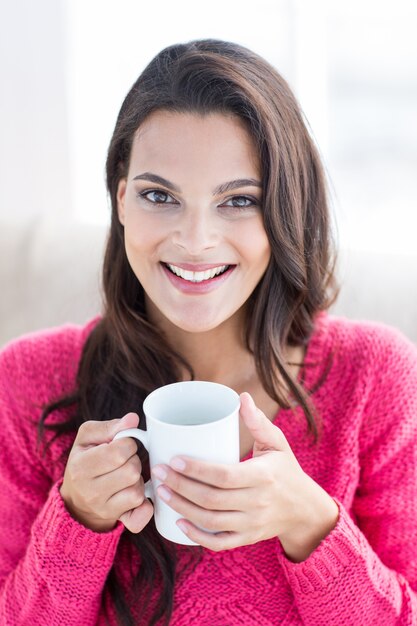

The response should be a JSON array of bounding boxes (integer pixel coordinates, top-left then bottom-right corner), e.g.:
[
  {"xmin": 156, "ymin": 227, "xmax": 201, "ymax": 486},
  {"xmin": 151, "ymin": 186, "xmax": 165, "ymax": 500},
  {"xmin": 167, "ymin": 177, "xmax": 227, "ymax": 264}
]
[{"xmin": 41, "ymin": 38, "xmax": 338, "ymax": 625}]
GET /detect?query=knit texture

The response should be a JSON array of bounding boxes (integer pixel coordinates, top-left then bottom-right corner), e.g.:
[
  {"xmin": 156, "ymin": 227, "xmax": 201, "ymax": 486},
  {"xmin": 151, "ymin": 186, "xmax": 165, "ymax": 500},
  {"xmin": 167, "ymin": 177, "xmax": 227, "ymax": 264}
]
[{"xmin": 0, "ymin": 313, "xmax": 416, "ymax": 625}]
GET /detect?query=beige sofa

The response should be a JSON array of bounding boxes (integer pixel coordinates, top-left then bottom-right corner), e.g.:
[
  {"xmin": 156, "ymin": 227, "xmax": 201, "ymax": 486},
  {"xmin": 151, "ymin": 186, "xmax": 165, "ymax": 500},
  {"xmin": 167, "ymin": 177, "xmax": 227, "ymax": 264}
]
[{"xmin": 1, "ymin": 215, "xmax": 416, "ymax": 347}]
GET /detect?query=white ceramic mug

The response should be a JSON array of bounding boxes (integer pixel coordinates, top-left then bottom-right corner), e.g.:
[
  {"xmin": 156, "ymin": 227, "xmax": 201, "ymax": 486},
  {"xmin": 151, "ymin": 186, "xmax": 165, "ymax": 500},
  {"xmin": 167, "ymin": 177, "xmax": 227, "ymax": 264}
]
[{"xmin": 113, "ymin": 380, "xmax": 240, "ymax": 545}]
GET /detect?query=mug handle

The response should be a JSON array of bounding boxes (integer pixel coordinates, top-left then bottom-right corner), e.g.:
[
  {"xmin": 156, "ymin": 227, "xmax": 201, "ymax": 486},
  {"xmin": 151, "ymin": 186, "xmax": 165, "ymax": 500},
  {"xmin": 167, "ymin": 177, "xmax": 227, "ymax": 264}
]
[{"xmin": 113, "ymin": 428, "xmax": 154, "ymax": 500}]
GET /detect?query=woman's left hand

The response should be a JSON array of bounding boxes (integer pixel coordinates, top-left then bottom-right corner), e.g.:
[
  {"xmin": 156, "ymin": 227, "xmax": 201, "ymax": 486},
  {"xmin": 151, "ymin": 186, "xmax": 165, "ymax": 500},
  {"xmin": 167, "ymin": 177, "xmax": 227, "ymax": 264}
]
[{"xmin": 152, "ymin": 392, "xmax": 339, "ymax": 561}]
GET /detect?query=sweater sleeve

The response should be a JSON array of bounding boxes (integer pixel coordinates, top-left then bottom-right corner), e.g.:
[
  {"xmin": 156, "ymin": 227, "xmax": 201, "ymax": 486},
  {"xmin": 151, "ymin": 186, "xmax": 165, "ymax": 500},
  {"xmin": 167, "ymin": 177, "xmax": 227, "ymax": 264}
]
[
  {"xmin": 0, "ymin": 338, "xmax": 123, "ymax": 626},
  {"xmin": 277, "ymin": 325, "xmax": 417, "ymax": 625}
]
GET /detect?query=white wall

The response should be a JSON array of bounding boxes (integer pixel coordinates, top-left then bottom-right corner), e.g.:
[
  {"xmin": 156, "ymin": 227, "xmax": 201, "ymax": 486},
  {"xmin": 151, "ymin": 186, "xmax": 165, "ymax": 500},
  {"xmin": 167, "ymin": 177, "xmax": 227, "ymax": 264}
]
[
  {"xmin": 326, "ymin": 0, "xmax": 417, "ymax": 254},
  {"xmin": 64, "ymin": 0, "xmax": 299, "ymax": 226},
  {"xmin": 0, "ymin": 0, "xmax": 416, "ymax": 255},
  {"xmin": 0, "ymin": 0, "xmax": 71, "ymax": 217}
]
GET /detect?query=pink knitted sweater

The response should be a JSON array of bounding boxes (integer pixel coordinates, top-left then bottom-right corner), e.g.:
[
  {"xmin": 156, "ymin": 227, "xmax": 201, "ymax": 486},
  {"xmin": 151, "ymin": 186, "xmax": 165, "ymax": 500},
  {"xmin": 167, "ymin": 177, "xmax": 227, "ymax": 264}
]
[{"xmin": 0, "ymin": 313, "xmax": 416, "ymax": 625}]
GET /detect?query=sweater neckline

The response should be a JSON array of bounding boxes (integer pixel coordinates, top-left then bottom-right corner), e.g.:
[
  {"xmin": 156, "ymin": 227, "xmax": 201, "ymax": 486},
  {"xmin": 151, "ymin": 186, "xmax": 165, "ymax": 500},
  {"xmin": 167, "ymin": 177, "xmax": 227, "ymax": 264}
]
[{"xmin": 84, "ymin": 311, "xmax": 332, "ymax": 447}]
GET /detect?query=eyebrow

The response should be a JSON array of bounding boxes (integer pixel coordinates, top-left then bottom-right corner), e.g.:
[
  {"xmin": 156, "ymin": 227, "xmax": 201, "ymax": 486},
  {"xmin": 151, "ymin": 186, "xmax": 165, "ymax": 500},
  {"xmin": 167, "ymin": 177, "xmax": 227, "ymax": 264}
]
[{"xmin": 132, "ymin": 172, "xmax": 262, "ymax": 195}]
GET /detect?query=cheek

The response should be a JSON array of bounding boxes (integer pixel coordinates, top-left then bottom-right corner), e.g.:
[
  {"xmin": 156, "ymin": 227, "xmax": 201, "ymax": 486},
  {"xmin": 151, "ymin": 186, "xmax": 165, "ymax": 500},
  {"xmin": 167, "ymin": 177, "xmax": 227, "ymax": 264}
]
[
  {"xmin": 123, "ymin": 212, "xmax": 165, "ymax": 253},
  {"xmin": 236, "ymin": 222, "xmax": 271, "ymax": 268}
]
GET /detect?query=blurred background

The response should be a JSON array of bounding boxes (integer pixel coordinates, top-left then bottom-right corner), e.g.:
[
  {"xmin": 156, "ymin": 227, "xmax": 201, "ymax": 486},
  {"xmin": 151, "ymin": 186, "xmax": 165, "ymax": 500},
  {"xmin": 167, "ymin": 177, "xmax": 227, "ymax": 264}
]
[{"xmin": 0, "ymin": 0, "xmax": 416, "ymax": 345}]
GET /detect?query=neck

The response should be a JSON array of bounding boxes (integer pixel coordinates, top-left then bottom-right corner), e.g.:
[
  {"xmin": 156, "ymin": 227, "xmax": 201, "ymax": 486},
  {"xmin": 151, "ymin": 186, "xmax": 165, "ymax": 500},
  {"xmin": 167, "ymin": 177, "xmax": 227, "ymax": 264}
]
[
  {"xmin": 145, "ymin": 301, "xmax": 305, "ymax": 395},
  {"xmin": 149, "ymin": 306, "xmax": 255, "ymax": 388}
]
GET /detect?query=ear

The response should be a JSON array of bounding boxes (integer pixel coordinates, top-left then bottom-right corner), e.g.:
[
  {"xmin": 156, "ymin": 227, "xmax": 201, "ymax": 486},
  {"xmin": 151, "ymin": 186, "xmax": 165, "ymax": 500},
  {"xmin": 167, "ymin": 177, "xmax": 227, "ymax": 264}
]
[{"xmin": 116, "ymin": 178, "xmax": 127, "ymax": 226}]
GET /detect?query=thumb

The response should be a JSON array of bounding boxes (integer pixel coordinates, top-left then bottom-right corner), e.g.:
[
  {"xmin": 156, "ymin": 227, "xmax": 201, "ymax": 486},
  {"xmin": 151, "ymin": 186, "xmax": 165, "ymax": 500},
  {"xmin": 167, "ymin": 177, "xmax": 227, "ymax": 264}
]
[{"xmin": 239, "ymin": 392, "xmax": 291, "ymax": 456}]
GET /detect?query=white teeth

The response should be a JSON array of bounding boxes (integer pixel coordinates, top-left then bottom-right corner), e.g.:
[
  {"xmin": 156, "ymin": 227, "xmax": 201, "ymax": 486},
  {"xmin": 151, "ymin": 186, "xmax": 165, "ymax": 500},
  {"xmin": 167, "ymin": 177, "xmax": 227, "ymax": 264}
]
[{"xmin": 166, "ymin": 264, "xmax": 229, "ymax": 283}]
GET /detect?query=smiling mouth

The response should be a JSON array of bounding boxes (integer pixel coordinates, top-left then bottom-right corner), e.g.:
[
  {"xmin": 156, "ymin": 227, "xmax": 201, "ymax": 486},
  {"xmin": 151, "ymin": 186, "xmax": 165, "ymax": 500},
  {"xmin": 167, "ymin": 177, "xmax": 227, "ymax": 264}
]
[{"xmin": 163, "ymin": 263, "xmax": 232, "ymax": 283}]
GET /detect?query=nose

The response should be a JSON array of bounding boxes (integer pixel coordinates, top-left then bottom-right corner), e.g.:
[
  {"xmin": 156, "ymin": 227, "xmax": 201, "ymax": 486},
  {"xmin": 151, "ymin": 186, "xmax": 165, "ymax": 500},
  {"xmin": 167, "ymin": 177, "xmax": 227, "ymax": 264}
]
[{"xmin": 172, "ymin": 208, "xmax": 219, "ymax": 255}]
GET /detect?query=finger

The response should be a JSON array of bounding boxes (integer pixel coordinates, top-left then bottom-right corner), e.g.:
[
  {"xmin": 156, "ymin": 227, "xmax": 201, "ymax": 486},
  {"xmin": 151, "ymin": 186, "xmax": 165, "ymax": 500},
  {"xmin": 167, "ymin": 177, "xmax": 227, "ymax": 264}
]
[
  {"xmin": 156, "ymin": 484, "xmax": 243, "ymax": 532},
  {"xmin": 239, "ymin": 392, "xmax": 291, "ymax": 454},
  {"xmin": 107, "ymin": 475, "xmax": 147, "ymax": 516},
  {"xmin": 74, "ymin": 436, "xmax": 139, "ymax": 477},
  {"xmin": 176, "ymin": 519, "xmax": 244, "ymax": 551},
  {"xmin": 75, "ymin": 413, "xmax": 140, "ymax": 447},
  {"xmin": 119, "ymin": 499, "xmax": 154, "ymax": 534},
  {"xmin": 166, "ymin": 456, "xmax": 258, "ymax": 489},
  {"xmin": 152, "ymin": 465, "xmax": 248, "ymax": 511},
  {"xmin": 62, "ymin": 456, "xmax": 144, "ymax": 520},
  {"xmin": 95, "ymin": 453, "xmax": 143, "ymax": 495}
]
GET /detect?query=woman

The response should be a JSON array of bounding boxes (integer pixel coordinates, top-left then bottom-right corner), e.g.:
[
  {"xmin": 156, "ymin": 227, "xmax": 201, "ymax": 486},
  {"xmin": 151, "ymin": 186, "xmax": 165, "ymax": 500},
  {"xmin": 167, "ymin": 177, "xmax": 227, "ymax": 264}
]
[{"xmin": 0, "ymin": 39, "xmax": 416, "ymax": 626}]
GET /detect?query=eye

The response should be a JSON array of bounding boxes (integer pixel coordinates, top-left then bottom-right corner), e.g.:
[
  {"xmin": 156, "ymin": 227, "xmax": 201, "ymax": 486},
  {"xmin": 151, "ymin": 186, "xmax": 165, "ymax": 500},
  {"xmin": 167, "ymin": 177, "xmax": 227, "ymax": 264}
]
[
  {"xmin": 138, "ymin": 189, "xmax": 178, "ymax": 205},
  {"xmin": 221, "ymin": 195, "xmax": 259, "ymax": 209}
]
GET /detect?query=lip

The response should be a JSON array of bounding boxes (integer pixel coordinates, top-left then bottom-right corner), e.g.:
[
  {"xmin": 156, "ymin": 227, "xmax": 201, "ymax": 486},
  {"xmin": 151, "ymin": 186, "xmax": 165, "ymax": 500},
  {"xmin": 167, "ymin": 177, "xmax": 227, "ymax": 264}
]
[{"xmin": 161, "ymin": 262, "xmax": 236, "ymax": 294}]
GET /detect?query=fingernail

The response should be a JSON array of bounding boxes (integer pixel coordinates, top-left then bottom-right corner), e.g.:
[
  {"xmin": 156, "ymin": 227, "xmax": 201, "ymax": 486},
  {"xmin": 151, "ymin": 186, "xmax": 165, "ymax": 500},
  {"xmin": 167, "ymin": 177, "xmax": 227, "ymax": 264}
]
[
  {"xmin": 170, "ymin": 457, "xmax": 186, "ymax": 471},
  {"xmin": 152, "ymin": 465, "xmax": 167, "ymax": 481},
  {"xmin": 157, "ymin": 485, "xmax": 172, "ymax": 502},
  {"xmin": 176, "ymin": 519, "xmax": 188, "ymax": 534},
  {"xmin": 245, "ymin": 392, "xmax": 255, "ymax": 408}
]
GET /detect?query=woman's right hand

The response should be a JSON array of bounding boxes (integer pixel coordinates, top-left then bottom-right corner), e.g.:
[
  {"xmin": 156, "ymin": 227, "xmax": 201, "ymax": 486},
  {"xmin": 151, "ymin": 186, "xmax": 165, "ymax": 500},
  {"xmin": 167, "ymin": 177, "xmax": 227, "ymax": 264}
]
[{"xmin": 60, "ymin": 412, "xmax": 153, "ymax": 533}]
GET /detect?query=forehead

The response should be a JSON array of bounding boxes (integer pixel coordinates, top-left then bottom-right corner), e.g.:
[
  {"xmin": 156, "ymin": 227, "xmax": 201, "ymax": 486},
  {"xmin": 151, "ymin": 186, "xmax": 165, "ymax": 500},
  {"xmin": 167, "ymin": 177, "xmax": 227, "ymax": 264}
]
[{"xmin": 130, "ymin": 110, "xmax": 261, "ymax": 178}]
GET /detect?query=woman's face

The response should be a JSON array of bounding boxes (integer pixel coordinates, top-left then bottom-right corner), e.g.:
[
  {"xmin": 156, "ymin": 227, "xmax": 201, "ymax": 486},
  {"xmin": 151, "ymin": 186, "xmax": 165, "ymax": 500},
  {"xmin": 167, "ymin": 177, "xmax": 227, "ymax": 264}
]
[{"xmin": 116, "ymin": 110, "xmax": 271, "ymax": 333}]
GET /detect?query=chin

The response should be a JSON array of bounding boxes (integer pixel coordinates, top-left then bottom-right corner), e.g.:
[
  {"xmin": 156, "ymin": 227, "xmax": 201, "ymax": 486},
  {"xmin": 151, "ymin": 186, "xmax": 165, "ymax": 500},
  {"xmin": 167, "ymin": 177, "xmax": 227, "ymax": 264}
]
[
  {"xmin": 146, "ymin": 295, "xmax": 239, "ymax": 335},
  {"xmin": 170, "ymin": 316, "xmax": 224, "ymax": 334}
]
